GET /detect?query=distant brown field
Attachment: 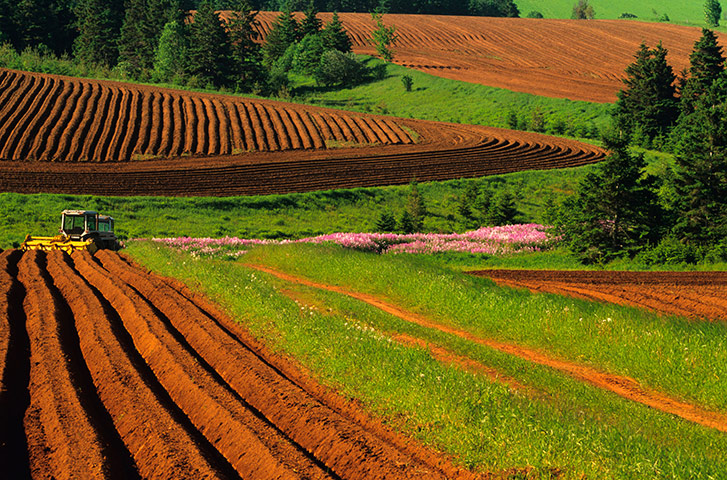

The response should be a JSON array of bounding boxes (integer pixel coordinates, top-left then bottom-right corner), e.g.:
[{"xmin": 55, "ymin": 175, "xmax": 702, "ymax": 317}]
[
  {"xmin": 0, "ymin": 69, "xmax": 604, "ymax": 196},
  {"xmin": 250, "ymin": 13, "xmax": 726, "ymax": 103}
]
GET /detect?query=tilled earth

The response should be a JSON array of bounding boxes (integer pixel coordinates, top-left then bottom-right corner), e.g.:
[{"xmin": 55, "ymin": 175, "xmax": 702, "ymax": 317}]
[
  {"xmin": 469, "ymin": 269, "xmax": 727, "ymax": 321},
  {"xmin": 0, "ymin": 249, "xmax": 480, "ymax": 479}
]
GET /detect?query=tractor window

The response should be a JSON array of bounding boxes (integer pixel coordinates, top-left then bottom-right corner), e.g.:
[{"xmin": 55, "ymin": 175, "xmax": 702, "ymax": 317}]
[
  {"xmin": 86, "ymin": 215, "xmax": 97, "ymax": 230},
  {"xmin": 63, "ymin": 215, "xmax": 85, "ymax": 234},
  {"xmin": 99, "ymin": 221, "xmax": 109, "ymax": 232}
]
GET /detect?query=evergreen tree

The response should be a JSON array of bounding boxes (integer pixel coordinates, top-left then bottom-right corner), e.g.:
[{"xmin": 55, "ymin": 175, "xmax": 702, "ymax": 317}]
[
  {"xmin": 74, "ymin": 0, "xmax": 124, "ymax": 66},
  {"xmin": 300, "ymin": 0, "xmax": 323, "ymax": 37},
  {"xmin": 187, "ymin": 0, "xmax": 234, "ymax": 86},
  {"xmin": 228, "ymin": 0, "xmax": 266, "ymax": 91},
  {"xmin": 370, "ymin": 12, "xmax": 397, "ymax": 61},
  {"xmin": 615, "ymin": 42, "xmax": 678, "ymax": 145},
  {"xmin": 705, "ymin": 0, "xmax": 722, "ymax": 27},
  {"xmin": 405, "ymin": 180, "xmax": 426, "ymax": 230},
  {"xmin": 118, "ymin": 0, "xmax": 155, "ymax": 76},
  {"xmin": 671, "ymin": 74, "xmax": 727, "ymax": 245},
  {"xmin": 553, "ymin": 135, "xmax": 661, "ymax": 263},
  {"xmin": 15, "ymin": 0, "xmax": 76, "ymax": 54},
  {"xmin": 679, "ymin": 29, "xmax": 726, "ymax": 114},
  {"xmin": 152, "ymin": 20, "xmax": 188, "ymax": 82},
  {"xmin": 0, "ymin": 0, "xmax": 16, "ymax": 46},
  {"xmin": 375, "ymin": 210, "xmax": 397, "ymax": 232},
  {"xmin": 398, "ymin": 210, "xmax": 415, "ymax": 234},
  {"xmin": 263, "ymin": 8, "xmax": 299, "ymax": 67},
  {"xmin": 292, "ymin": 33, "xmax": 326, "ymax": 75},
  {"xmin": 487, "ymin": 191, "xmax": 521, "ymax": 226},
  {"xmin": 321, "ymin": 12, "xmax": 352, "ymax": 53}
]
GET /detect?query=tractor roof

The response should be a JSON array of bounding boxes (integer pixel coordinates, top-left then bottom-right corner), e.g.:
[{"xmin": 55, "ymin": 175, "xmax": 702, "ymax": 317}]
[{"xmin": 62, "ymin": 209, "xmax": 98, "ymax": 216}]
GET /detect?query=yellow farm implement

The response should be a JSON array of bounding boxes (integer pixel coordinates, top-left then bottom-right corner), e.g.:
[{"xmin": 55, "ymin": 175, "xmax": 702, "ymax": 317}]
[{"xmin": 21, "ymin": 234, "xmax": 99, "ymax": 254}]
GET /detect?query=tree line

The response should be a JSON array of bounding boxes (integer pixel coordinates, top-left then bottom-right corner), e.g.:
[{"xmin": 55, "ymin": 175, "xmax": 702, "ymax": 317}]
[{"xmin": 550, "ymin": 28, "xmax": 727, "ymax": 265}]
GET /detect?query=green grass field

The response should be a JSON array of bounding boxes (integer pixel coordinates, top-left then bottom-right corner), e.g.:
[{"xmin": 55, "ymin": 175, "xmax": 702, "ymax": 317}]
[
  {"xmin": 0, "ymin": 164, "xmax": 593, "ymax": 249},
  {"xmin": 515, "ymin": 0, "xmax": 722, "ymax": 26},
  {"xmin": 124, "ymin": 240, "xmax": 727, "ymax": 479},
  {"xmin": 290, "ymin": 58, "xmax": 611, "ymax": 139}
]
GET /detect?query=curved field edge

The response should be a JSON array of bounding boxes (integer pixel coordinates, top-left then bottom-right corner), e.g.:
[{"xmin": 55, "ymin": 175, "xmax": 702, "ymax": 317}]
[{"xmin": 123, "ymin": 240, "xmax": 727, "ymax": 479}]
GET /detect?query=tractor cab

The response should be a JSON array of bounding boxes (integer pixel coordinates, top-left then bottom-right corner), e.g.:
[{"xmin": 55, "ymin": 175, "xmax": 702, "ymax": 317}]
[{"xmin": 61, "ymin": 210, "xmax": 99, "ymax": 240}]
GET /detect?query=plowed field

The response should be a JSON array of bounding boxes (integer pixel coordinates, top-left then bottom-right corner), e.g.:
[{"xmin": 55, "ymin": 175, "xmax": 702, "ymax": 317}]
[
  {"xmin": 250, "ymin": 13, "xmax": 727, "ymax": 103},
  {"xmin": 0, "ymin": 248, "xmax": 480, "ymax": 479},
  {"xmin": 0, "ymin": 70, "xmax": 604, "ymax": 196},
  {"xmin": 469, "ymin": 270, "xmax": 727, "ymax": 321},
  {"xmin": 0, "ymin": 69, "xmax": 414, "ymax": 162}
]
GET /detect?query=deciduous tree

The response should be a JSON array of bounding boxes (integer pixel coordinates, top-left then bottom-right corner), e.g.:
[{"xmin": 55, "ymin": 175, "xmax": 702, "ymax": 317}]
[
  {"xmin": 705, "ymin": 0, "xmax": 722, "ymax": 27},
  {"xmin": 370, "ymin": 12, "xmax": 397, "ymax": 61}
]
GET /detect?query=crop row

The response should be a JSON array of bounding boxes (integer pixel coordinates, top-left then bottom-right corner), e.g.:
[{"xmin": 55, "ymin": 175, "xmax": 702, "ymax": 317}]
[{"xmin": 0, "ymin": 69, "xmax": 413, "ymax": 162}]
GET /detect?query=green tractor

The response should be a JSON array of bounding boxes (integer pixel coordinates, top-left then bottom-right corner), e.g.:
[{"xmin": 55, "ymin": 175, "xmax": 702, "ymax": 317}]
[{"xmin": 21, "ymin": 210, "xmax": 120, "ymax": 254}]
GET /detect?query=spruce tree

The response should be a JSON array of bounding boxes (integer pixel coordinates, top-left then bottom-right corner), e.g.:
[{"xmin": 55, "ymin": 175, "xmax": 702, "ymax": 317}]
[
  {"xmin": 300, "ymin": 0, "xmax": 323, "ymax": 37},
  {"xmin": 553, "ymin": 134, "xmax": 661, "ymax": 263},
  {"xmin": 615, "ymin": 42, "xmax": 678, "ymax": 145},
  {"xmin": 322, "ymin": 12, "xmax": 352, "ymax": 53},
  {"xmin": 15, "ymin": 0, "xmax": 75, "ymax": 53},
  {"xmin": 672, "ymin": 74, "xmax": 727, "ymax": 245},
  {"xmin": 187, "ymin": 0, "xmax": 234, "ymax": 87},
  {"xmin": 405, "ymin": 180, "xmax": 426, "ymax": 230},
  {"xmin": 262, "ymin": 8, "xmax": 299, "ymax": 67},
  {"xmin": 118, "ymin": 0, "xmax": 155, "ymax": 76},
  {"xmin": 228, "ymin": 0, "xmax": 266, "ymax": 91},
  {"xmin": 679, "ymin": 29, "xmax": 726, "ymax": 114},
  {"xmin": 74, "ymin": 0, "xmax": 124, "ymax": 65}
]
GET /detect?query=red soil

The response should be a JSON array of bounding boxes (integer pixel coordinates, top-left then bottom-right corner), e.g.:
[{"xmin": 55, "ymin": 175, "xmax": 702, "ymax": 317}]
[
  {"xmin": 251, "ymin": 13, "xmax": 727, "ymax": 103},
  {"xmin": 469, "ymin": 269, "xmax": 727, "ymax": 321},
  {"xmin": 247, "ymin": 263, "xmax": 727, "ymax": 434},
  {"xmin": 0, "ymin": 249, "xmax": 484, "ymax": 479},
  {"xmin": 0, "ymin": 69, "xmax": 604, "ymax": 195}
]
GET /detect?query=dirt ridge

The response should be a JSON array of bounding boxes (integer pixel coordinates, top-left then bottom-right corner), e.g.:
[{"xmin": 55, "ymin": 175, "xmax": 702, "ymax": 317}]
[{"xmin": 0, "ymin": 250, "xmax": 485, "ymax": 479}]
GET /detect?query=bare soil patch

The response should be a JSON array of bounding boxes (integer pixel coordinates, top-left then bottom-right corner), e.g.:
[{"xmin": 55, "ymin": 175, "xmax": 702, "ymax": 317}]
[
  {"xmin": 471, "ymin": 269, "xmax": 727, "ymax": 321},
  {"xmin": 0, "ymin": 70, "xmax": 604, "ymax": 196},
  {"xmin": 0, "ymin": 249, "xmax": 485, "ymax": 479}
]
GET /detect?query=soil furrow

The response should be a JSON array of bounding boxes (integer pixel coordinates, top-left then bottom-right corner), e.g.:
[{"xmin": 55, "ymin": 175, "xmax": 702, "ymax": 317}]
[
  {"xmin": 17, "ymin": 251, "xmax": 114, "ymax": 478},
  {"xmin": 72, "ymin": 252, "xmax": 238, "ymax": 479},
  {"xmin": 81, "ymin": 84, "xmax": 111, "ymax": 161},
  {"xmin": 0, "ymin": 250, "xmax": 31, "ymax": 478},
  {"xmin": 1, "ymin": 76, "xmax": 56, "ymax": 160},
  {"xmin": 96, "ymin": 251, "xmax": 338, "ymax": 479},
  {"xmin": 48, "ymin": 250, "xmax": 233, "ymax": 479},
  {"xmin": 78, "ymin": 252, "xmax": 326, "ymax": 478},
  {"xmin": 100, "ymin": 252, "xmax": 456, "ymax": 480}
]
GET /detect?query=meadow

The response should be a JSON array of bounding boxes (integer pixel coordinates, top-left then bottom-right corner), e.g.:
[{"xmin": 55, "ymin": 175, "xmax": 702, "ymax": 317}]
[
  {"xmin": 514, "ymin": 0, "xmax": 723, "ymax": 26},
  {"xmin": 123, "ymin": 240, "xmax": 727, "ymax": 479}
]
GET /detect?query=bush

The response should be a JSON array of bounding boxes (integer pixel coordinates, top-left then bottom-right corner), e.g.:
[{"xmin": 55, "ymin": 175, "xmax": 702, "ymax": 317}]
[
  {"xmin": 314, "ymin": 50, "xmax": 366, "ymax": 87},
  {"xmin": 619, "ymin": 12, "xmax": 638, "ymax": 19},
  {"xmin": 526, "ymin": 11, "xmax": 544, "ymax": 18},
  {"xmin": 635, "ymin": 237, "xmax": 702, "ymax": 265},
  {"xmin": 401, "ymin": 74, "xmax": 413, "ymax": 91}
]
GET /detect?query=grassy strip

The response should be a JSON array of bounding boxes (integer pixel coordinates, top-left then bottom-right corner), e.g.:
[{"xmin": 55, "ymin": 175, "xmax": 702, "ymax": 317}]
[
  {"xmin": 0, "ymin": 165, "xmax": 592, "ymax": 249},
  {"xmin": 291, "ymin": 58, "xmax": 610, "ymax": 139},
  {"xmin": 125, "ymin": 240, "xmax": 727, "ymax": 479},
  {"xmin": 242, "ymin": 243, "xmax": 727, "ymax": 412}
]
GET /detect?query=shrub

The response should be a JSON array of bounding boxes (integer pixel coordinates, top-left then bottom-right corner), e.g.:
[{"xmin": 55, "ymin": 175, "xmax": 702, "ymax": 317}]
[
  {"xmin": 401, "ymin": 74, "xmax": 413, "ymax": 91},
  {"xmin": 314, "ymin": 50, "xmax": 365, "ymax": 87},
  {"xmin": 526, "ymin": 11, "xmax": 544, "ymax": 18},
  {"xmin": 619, "ymin": 12, "xmax": 638, "ymax": 19}
]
